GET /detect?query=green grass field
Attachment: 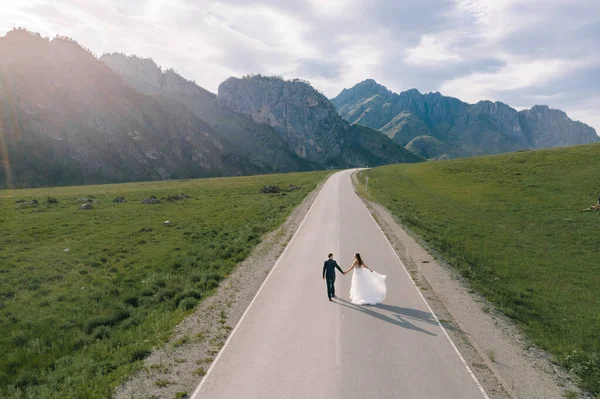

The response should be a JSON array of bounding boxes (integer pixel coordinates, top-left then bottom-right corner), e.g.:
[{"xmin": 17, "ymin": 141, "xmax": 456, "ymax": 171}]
[
  {"xmin": 0, "ymin": 171, "xmax": 328, "ymax": 398},
  {"xmin": 357, "ymin": 143, "xmax": 600, "ymax": 394}
]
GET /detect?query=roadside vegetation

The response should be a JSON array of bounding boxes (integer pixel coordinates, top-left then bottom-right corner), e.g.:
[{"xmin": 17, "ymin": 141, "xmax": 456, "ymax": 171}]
[
  {"xmin": 0, "ymin": 171, "xmax": 328, "ymax": 398},
  {"xmin": 357, "ymin": 143, "xmax": 600, "ymax": 394}
]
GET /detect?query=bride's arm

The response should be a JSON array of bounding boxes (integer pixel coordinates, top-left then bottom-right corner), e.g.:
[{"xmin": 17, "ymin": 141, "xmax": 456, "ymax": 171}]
[
  {"xmin": 362, "ymin": 262, "xmax": 373, "ymax": 272},
  {"xmin": 344, "ymin": 259, "xmax": 357, "ymax": 274}
]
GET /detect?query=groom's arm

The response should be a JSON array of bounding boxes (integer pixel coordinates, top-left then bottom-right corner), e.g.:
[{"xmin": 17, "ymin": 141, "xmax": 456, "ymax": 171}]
[
  {"xmin": 323, "ymin": 262, "xmax": 326, "ymax": 279},
  {"xmin": 335, "ymin": 261, "xmax": 344, "ymax": 274}
]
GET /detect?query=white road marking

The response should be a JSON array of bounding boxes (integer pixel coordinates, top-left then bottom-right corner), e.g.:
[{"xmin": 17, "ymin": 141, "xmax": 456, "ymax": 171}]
[
  {"xmin": 354, "ymin": 169, "xmax": 490, "ymax": 399},
  {"xmin": 190, "ymin": 179, "xmax": 329, "ymax": 399}
]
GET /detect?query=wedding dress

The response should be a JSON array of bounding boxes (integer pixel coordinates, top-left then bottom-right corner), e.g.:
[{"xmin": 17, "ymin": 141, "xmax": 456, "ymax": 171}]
[{"xmin": 349, "ymin": 266, "xmax": 387, "ymax": 305}]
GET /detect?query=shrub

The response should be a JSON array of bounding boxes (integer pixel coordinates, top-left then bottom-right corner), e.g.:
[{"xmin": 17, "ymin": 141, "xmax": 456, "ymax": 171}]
[
  {"xmin": 130, "ymin": 348, "xmax": 151, "ymax": 363},
  {"xmin": 84, "ymin": 309, "xmax": 130, "ymax": 334},
  {"xmin": 93, "ymin": 326, "xmax": 112, "ymax": 340},
  {"xmin": 174, "ymin": 290, "xmax": 202, "ymax": 306},
  {"xmin": 14, "ymin": 371, "xmax": 41, "ymax": 389},
  {"xmin": 12, "ymin": 332, "xmax": 28, "ymax": 347},
  {"xmin": 124, "ymin": 296, "xmax": 139, "ymax": 307},
  {"xmin": 178, "ymin": 297, "xmax": 197, "ymax": 310}
]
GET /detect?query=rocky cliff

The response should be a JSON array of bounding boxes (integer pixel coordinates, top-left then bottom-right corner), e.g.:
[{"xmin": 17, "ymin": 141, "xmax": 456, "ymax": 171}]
[
  {"xmin": 218, "ymin": 76, "xmax": 345, "ymax": 164},
  {"xmin": 332, "ymin": 79, "xmax": 599, "ymax": 160},
  {"xmin": 0, "ymin": 29, "xmax": 264, "ymax": 187},
  {"xmin": 519, "ymin": 105, "xmax": 599, "ymax": 148},
  {"xmin": 0, "ymin": 31, "xmax": 420, "ymax": 188},
  {"xmin": 101, "ymin": 54, "xmax": 311, "ymax": 173},
  {"xmin": 217, "ymin": 75, "xmax": 422, "ymax": 167}
]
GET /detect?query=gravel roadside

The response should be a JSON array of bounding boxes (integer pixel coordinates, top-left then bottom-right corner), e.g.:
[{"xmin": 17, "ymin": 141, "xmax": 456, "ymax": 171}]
[
  {"xmin": 114, "ymin": 177, "xmax": 327, "ymax": 399},
  {"xmin": 352, "ymin": 171, "xmax": 587, "ymax": 399}
]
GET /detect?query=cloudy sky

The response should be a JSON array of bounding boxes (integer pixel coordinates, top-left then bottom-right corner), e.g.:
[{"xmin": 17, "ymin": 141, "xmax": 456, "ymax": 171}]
[{"xmin": 2, "ymin": 0, "xmax": 599, "ymax": 132}]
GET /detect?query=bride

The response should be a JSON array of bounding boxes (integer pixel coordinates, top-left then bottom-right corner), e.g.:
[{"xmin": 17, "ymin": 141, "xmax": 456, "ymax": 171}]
[{"xmin": 344, "ymin": 253, "xmax": 387, "ymax": 305}]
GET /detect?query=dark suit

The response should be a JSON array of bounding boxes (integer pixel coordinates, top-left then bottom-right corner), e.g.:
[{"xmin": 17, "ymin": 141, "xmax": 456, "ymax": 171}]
[{"xmin": 323, "ymin": 259, "xmax": 344, "ymax": 299}]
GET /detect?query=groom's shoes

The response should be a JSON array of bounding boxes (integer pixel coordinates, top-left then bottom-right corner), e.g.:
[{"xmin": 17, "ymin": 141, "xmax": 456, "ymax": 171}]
[{"xmin": 331, "ymin": 294, "xmax": 336, "ymax": 298}]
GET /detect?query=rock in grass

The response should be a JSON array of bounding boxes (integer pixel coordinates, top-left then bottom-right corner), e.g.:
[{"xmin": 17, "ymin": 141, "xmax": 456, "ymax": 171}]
[
  {"xmin": 78, "ymin": 197, "xmax": 94, "ymax": 203},
  {"xmin": 15, "ymin": 199, "xmax": 26, "ymax": 204},
  {"xmin": 166, "ymin": 193, "xmax": 190, "ymax": 202},
  {"xmin": 288, "ymin": 185, "xmax": 301, "ymax": 191},
  {"xmin": 113, "ymin": 196, "xmax": 126, "ymax": 203},
  {"xmin": 582, "ymin": 205, "xmax": 600, "ymax": 212},
  {"xmin": 142, "ymin": 196, "xmax": 160, "ymax": 204},
  {"xmin": 163, "ymin": 220, "xmax": 171, "ymax": 226},
  {"xmin": 64, "ymin": 248, "xmax": 70, "ymax": 253},
  {"xmin": 259, "ymin": 185, "xmax": 280, "ymax": 194},
  {"xmin": 80, "ymin": 203, "xmax": 93, "ymax": 210}
]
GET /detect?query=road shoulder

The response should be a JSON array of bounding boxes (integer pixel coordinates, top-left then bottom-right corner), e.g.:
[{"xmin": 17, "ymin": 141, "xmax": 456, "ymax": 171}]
[{"xmin": 352, "ymin": 172, "xmax": 585, "ymax": 399}]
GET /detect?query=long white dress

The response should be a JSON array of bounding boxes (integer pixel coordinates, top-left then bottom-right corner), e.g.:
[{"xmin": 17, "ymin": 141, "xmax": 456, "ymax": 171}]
[{"xmin": 349, "ymin": 266, "xmax": 387, "ymax": 305}]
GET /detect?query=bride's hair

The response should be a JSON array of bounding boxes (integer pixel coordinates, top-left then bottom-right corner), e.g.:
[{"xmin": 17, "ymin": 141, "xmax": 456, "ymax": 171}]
[{"xmin": 355, "ymin": 253, "xmax": 363, "ymax": 266}]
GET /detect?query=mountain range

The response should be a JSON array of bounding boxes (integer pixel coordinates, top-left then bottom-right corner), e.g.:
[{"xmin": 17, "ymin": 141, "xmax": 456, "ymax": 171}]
[
  {"xmin": 0, "ymin": 28, "xmax": 596, "ymax": 187},
  {"xmin": 331, "ymin": 79, "xmax": 599, "ymax": 160},
  {"xmin": 0, "ymin": 29, "xmax": 418, "ymax": 188},
  {"xmin": 100, "ymin": 54, "xmax": 420, "ymax": 171}
]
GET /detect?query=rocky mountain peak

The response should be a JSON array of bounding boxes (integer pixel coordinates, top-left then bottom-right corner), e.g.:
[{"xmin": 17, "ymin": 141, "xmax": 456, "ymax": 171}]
[
  {"xmin": 218, "ymin": 75, "xmax": 344, "ymax": 162},
  {"xmin": 519, "ymin": 105, "xmax": 598, "ymax": 147},
  {"xmin": 331, "ymin": 78, "xmax": 393, "ymax": 109},
  {"xmin": 217, "ymin": 75, "xmax": 421, "ymax": 167},
  {"xmin": 401, "ymin": 88, "xmax": 423, "ymax": 97},
  {"xmin": 530, "ymin": 104, "xmax": 551, "ymax": 112},
  {"xmin": 333, "ymin": 80, "xmax": 599, "ymax": 160},
  {"xmin": 101, "ymin": 53, "xmax": 214, "ymax": 98},
  {"xmin": 354, "ymin": 78, "xmax": 391, "ymax": 94}
]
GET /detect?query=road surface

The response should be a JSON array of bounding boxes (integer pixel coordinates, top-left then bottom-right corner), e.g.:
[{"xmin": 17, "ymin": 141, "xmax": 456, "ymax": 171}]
[{"xmin": 191, "ymin": 170, "xmax": 488, "ymax": 399}]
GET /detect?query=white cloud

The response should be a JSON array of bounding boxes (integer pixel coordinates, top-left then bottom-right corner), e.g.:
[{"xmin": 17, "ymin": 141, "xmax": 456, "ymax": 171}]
[
  {"xmin": 305, "ymin": 0, "xmax": 362, "ymax": 18},
  {"xmin": 405, "ymin": 34, "xmax": 462, "ymax": 65},
  {"xmin": 439, "ymin": 56, "xmax": 588, "ymax": 103},
  {"xmin": 206, "ymin": 2, "xmax": 319, "ymax": 59},
  {"xmin": 1, "ymin": 0, "xmax": 599, "ymax": 132}
]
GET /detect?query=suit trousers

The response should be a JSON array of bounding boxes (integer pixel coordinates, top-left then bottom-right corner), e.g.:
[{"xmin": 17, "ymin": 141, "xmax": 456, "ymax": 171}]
[{"xmin": 326, "ymin": 275, "xmax": 336, "ymax": 299}]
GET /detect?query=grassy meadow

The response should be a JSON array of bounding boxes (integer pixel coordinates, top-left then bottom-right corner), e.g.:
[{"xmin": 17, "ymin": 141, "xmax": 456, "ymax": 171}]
[
  {"xmin": 357, "ymin": 143, "xmax": 600, "ymax": 394},
  {"xmin": 0, "ymin": 171, "xmax": 328, "ymax": 398}
]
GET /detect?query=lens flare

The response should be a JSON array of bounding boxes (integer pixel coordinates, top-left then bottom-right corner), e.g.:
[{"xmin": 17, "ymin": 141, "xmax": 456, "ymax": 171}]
[{"xmin": 0, "ymin": 70, "xmax": 15, "ymax": 187}]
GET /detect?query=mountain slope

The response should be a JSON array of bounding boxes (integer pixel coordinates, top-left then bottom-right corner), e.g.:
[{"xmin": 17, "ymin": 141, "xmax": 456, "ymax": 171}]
[
  {"xmin": 332, "ymin": 79, "xmax": 599, "ymax": 160},
  {"xmin": 101, "ymin": 54, "xmax": 312, "ymax": 173},
  {"xmin": 217, "ymin": 75, "xmax": 422, "ymax": 168},
  {"xmin": 0, "ymin": 29, "xmax": 260, "ymax": 187}
]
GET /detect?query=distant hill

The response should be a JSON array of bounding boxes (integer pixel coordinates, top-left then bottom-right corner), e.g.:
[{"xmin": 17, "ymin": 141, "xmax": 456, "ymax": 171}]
[
  {"xmin": 100, "ymin": 53, "xmax": 312, "ymax": 174},
  {"xmin": 0, "ymin": 29, "xmax": 425, "ymax": 188},
  {"xmin": 0, "ymin": 29, "xmax": 272, "ymax": 187},
  {"xmin": 332, "ymin": 79, "xmax": 599, "ymax": 160},
  {"xmin": 102, "ymin": 55, "xmax": 421, "ymax": 169},
  {"xmin": 217, "ymin": 75, "xmax": 422, "ymax": 168}
]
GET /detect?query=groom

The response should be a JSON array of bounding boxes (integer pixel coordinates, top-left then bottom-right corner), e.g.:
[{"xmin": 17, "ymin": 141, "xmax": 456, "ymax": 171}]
[{"xmin": 323, "ymin": 253, "xmax": 345, "ymax": 301}]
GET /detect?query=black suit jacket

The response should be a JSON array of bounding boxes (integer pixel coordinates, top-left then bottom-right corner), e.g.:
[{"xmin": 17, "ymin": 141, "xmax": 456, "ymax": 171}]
[{"xmin": 323, "ymin": 259, "xmax": 343, "ymax": 278}]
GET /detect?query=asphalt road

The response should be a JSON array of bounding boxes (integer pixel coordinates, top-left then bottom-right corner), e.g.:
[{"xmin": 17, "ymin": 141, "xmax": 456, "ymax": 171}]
[{"xmin": 191, "ymin": 170, "xmax": 488, "ymax": 399}]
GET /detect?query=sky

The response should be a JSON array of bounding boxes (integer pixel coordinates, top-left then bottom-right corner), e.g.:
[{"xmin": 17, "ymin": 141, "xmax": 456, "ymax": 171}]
[{"xmin": 1, "ymin": 0, "xmax": 599, "ymax": 133}]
